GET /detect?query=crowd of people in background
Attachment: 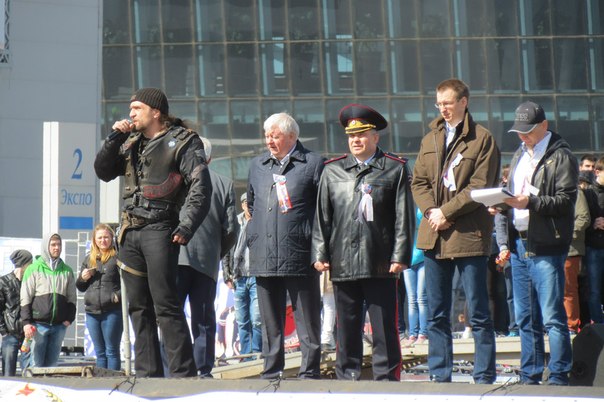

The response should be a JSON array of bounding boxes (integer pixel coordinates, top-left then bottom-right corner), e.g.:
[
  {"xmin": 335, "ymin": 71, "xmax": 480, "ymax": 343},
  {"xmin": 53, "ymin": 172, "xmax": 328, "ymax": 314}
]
[{"xmin": 2, "ymin": 81, "xmax": 604, "ymax": 387}]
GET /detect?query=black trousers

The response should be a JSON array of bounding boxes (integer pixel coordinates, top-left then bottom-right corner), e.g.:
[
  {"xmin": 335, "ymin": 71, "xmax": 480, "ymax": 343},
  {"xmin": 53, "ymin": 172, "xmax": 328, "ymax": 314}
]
[
  {"xmin": 487, "ymin": 255, "xmax": 509, "ymax": 334},
  {"xmin": 176, "ymin": 266, "xmax": 216, "ymax": 376},
  {"xmin": 119, "ymin": 226, "xmax": 196, "ymax": 377},
  {"xmin": 256, "ymin": 275, "xmax": 321, "ymax": 379},
  {"xmin": 334, "ymin": 278, "xmax": 401, "ymax": 381}
]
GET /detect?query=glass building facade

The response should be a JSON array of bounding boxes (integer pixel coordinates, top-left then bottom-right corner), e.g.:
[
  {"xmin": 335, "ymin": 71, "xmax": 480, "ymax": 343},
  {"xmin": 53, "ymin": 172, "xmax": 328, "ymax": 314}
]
[{"xmin": 102, "ymin": 0, "xmax": 604, "ymax": 192}]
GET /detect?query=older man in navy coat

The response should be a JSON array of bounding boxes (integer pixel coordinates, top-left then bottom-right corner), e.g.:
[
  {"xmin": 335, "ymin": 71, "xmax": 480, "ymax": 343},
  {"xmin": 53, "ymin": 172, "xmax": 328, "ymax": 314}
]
[{"xmin": 247, "ymin": 112, "xmax": 325, "ymax": 379}]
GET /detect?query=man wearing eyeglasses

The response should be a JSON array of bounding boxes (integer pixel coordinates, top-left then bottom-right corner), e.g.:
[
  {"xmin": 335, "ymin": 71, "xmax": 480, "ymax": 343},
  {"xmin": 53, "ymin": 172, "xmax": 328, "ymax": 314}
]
[{"xmin": 411, "ymin": 78, "xmax": 500, "ymax": 384}]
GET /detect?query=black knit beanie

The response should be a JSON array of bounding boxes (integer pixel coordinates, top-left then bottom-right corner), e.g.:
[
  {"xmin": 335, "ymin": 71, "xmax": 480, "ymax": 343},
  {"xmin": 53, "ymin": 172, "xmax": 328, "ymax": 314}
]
[
  {"xmin": 10, "ymin": 249, "xmax": 33, "ymax": 268},
  {"xmin": 130, "ymin": 87, "xmax": 169, "ymax": 115}
]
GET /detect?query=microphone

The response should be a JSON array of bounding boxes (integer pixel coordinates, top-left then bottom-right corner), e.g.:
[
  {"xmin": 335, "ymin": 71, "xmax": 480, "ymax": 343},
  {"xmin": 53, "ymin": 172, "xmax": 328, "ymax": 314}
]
[{"xmin": 107, "ymin": 120, "xmax": 133, "ymax": 140}]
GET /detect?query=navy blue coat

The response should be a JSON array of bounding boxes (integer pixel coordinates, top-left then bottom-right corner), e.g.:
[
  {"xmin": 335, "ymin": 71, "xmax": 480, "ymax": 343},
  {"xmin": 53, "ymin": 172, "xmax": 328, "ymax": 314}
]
[{"xmin": 247, "ymin": 141, "xmax": 325, "ymax": 277}]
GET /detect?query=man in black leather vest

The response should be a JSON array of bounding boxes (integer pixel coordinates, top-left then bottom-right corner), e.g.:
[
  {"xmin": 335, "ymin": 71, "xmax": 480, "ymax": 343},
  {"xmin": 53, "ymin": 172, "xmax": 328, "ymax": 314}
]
[{"xmin": 94, "ymin": 87, "xmax": 212, "ymax": 377}]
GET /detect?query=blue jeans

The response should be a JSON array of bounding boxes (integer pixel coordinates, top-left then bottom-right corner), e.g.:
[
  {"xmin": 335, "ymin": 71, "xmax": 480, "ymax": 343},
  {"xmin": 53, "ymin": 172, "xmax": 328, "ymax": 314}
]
[
  {"xmin": 86, "ymin": 310, "xmax": 123, "ymax": 370},
  {"xmin": 403, "ymin": 264, "xmax": 427, "ymax": 337},
  {"xmin": 511, "ymin": 238, "xmax": 572, "ymax": 385},
  {"xmin": 586, "ymin": 247, "xmax": 604, "ymax": 323},
  {"xmin": 234, "ymin": 277, "xmax": 262, "ymax": 355},
  {"xmin": 424, "ymin": 252, "xmax": 496, "ymax": 384},
  {"xmin": 2, "ymin": 334, "xmax": 30, "ymax": 376},
  {"xmin": 33, "ymin": 323, "xmax": 67, "ymax": 367}
]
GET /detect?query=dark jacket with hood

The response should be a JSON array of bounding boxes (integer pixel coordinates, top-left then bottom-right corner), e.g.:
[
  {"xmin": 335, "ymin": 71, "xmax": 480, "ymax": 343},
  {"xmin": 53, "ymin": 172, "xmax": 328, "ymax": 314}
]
[{"xmin": 20, "ymin": 233, "xmax": 77, "ymax": 326}]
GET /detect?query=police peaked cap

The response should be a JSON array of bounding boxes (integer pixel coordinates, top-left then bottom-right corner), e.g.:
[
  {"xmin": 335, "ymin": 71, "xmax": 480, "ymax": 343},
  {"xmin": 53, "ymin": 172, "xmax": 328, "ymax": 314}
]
[{"xmin": 339, "ymin": 104, "xmax": 388, "ymax": 135}]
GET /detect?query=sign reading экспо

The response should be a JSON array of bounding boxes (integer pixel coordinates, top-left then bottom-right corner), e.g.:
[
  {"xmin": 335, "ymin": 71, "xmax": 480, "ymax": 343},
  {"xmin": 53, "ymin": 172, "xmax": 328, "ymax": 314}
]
[{"xmin": 43, "ymin": 122, "xmax": 97, "ymax": 237}]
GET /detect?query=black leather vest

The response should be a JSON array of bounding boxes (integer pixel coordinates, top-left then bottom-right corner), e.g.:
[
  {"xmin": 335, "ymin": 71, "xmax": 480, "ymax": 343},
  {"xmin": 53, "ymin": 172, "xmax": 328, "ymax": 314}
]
[{"xmin": 121, "ymin": 126, "xmax": 194, "ymax": 206}]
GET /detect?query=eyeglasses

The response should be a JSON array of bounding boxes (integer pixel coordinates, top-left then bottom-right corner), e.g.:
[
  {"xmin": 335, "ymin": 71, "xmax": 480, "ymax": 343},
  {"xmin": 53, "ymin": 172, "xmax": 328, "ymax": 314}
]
[{"xmin": 434, "ymin": 100, "xmax": 458, "ymax": 109}]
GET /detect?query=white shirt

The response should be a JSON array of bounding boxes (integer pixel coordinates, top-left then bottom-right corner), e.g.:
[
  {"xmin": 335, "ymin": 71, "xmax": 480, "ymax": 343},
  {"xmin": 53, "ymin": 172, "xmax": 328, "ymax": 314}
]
[
  {"xmin": 445, "ymin": 122, "xmax": 458, "ymax": 149},
  {"xmin": 512, "ymin": 132, "xmax": 552, "ymax": 231}
]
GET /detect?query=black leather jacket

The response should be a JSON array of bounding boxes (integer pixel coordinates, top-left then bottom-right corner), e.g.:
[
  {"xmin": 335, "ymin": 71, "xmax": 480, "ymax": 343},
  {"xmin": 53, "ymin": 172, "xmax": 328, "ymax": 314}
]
[
  {"xmin": 0, "ymin": 272, "xmax": 24, "ymax": 338},
  {"xmin": 503, "ymin": 131, "xmax": 578, "ymax": 256},
  {"xmin": 312, "ymin": 149, "xmax": 415, "ymax": 281},
  {"xmin": 94, "ymin": 125, "xmax": 212, "ymax": 242}
]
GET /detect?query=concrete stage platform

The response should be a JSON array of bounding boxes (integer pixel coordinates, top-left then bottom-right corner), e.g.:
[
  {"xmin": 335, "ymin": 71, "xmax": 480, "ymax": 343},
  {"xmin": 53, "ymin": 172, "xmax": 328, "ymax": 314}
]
[
  {"xmin": 211, "ymin": 335, "xmax": 537, "ymax": 379},
  {"xmin": 9, "ymin": 336, "xmax": 603, "ymax": 400},
  {"xmin": 6, "ymin": 376, "xmax": 604, "ymax": 400}
]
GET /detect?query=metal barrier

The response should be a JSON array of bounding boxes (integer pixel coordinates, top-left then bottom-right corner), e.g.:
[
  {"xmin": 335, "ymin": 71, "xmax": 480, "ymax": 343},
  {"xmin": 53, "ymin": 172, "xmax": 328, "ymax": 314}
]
[{"xmin": 62, "ymin": 232, "xmax": 90, "ymax": 350}]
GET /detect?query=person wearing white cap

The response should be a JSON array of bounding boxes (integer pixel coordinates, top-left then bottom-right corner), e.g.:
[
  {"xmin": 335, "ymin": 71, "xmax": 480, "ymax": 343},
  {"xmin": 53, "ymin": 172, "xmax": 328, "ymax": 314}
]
[{"xmin": 495, "ymin": 100, "xmax": 577, "ymax": 385}]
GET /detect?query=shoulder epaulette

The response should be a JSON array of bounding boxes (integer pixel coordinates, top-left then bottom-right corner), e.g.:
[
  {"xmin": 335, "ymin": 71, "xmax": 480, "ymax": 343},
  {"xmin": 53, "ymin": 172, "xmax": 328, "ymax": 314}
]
[
  {"xmin": 384, "ymin": 153, "xmax": 408, "ymax": 164},
  {"xmin": 172, "ymin": 127, "xmax": 194, "ymax": 140},
  {"xmin": 324, "ymin": 154, "xmax": 347, "ymax": 165}
]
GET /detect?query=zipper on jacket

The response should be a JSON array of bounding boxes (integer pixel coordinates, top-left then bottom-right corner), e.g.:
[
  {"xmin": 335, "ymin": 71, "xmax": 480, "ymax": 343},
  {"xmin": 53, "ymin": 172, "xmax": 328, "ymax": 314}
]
[
  {"xmin": 51, "ymin": 265, "xmax": 57, "ymax": 325},
  {"xmin": 550, "ymin": 217, "xmax": 561, "ymax": 239},
  {"xmin": 432, "ymin": 132, "xmax": 442, "ymax": 207}
]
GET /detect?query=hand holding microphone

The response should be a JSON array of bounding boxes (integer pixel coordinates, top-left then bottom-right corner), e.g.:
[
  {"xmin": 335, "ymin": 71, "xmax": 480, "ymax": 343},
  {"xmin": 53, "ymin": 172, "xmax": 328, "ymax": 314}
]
[
  {"xmin": 108, "ymin": 119, "xmax": 135, "ymax": 141},
  {"xmin": 112, "ymin": 119, "xmax": 134, "ymax": 133}
]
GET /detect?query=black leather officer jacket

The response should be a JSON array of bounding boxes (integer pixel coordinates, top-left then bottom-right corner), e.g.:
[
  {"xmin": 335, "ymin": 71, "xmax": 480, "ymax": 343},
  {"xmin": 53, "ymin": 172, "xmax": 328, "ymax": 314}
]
[{"xmin": 312, "ymin": 149, "xmax": 415, "ymax": 281}]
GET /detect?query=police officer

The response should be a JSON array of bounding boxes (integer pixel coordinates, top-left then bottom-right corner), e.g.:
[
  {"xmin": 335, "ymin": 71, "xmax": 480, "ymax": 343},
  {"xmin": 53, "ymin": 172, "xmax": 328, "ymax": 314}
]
[
  {"xmin": 312, "ymin": 104, "xmax": 414, "ymax": 381},
  {"xmin": 94, "ymin": 87, "xmax": 212, "ymax": 377}
]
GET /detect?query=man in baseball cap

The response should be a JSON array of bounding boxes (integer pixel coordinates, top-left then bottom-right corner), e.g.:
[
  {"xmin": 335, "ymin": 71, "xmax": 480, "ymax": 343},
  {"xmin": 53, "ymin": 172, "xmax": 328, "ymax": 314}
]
[
  {"xmin": 508, "ymin": 101, "xmax": 546, "ymax": 134},
  {"xmin": 499, "ymin": 100, "xmax": 577, "ymax": 385}
]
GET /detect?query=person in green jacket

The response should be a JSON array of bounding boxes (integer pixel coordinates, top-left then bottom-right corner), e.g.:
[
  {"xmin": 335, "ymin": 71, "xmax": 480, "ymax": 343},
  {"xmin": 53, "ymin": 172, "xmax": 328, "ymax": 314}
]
[{"xmin": 20, "ymin": 233, "xmax": 76, "ymax": 367}]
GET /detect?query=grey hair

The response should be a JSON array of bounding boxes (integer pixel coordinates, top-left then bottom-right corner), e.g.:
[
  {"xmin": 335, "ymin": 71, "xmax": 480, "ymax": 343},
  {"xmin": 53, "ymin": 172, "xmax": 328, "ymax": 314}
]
[
  {"xmin": 263, "ymin": 112, "xmax": 299, "ymax": 138},
  {"xmin": 200, "ymin": 136, "xmax": 212, "ymax": 160}
]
